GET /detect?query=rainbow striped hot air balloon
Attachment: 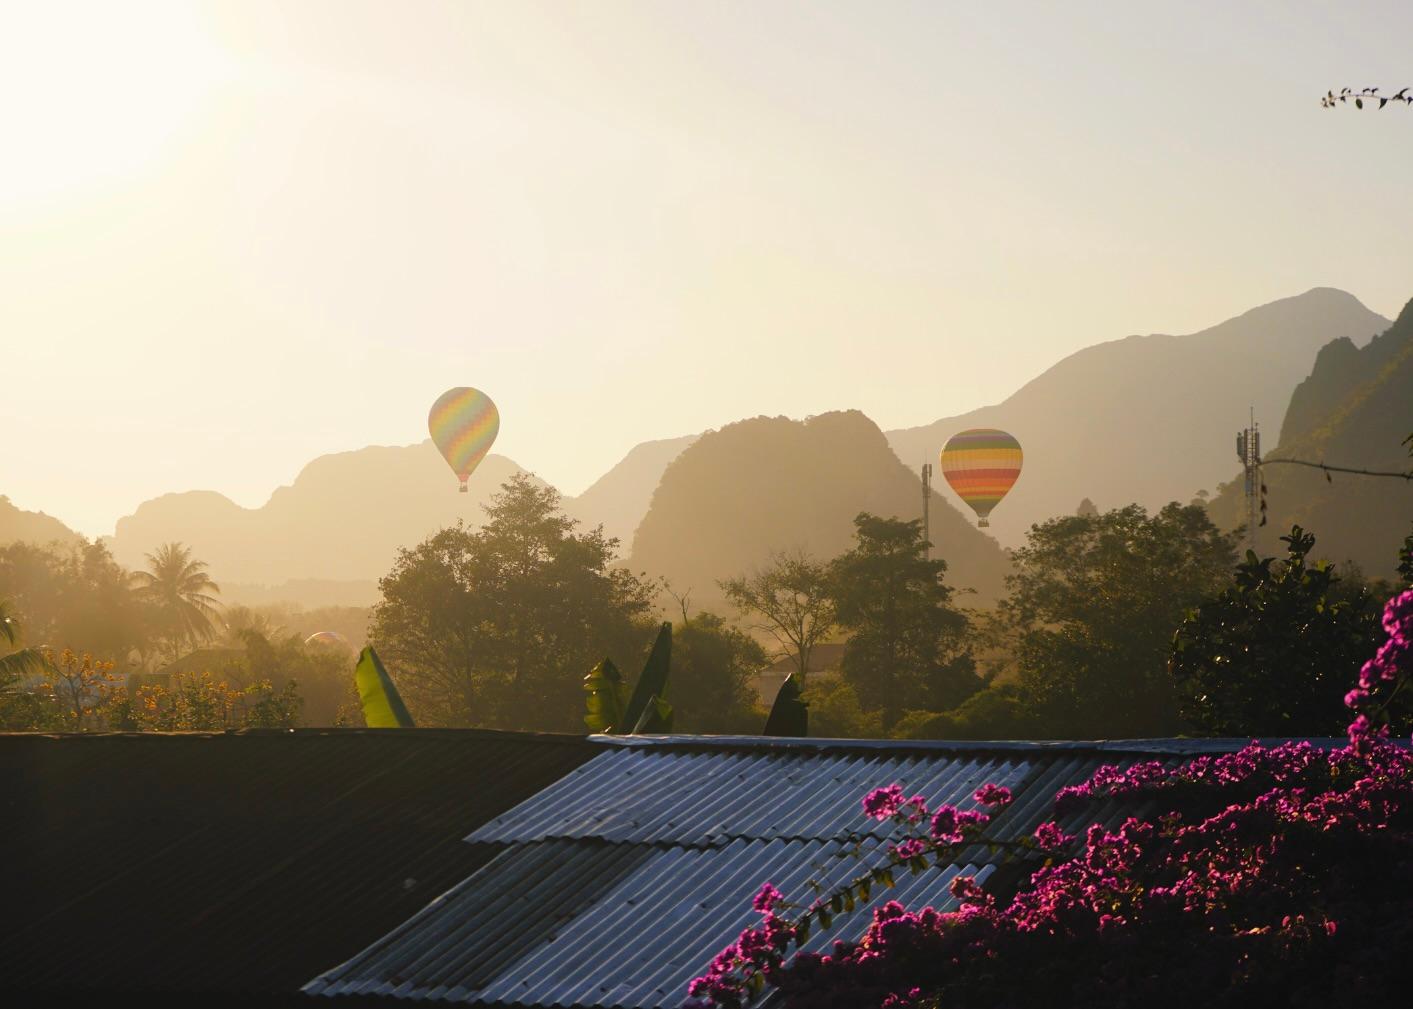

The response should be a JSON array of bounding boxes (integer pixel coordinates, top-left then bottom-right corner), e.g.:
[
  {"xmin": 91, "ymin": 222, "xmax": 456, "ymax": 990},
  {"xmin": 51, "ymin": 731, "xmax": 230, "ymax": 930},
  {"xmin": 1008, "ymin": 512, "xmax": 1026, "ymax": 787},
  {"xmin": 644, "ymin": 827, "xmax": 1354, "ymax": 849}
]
[
  {"xmin": 428, "ymin": 387, "xmax": 500, "ymax": 492},
  {"xmin": 939, "ymin": 428, "xmax": 1023, "ymax": 528}
]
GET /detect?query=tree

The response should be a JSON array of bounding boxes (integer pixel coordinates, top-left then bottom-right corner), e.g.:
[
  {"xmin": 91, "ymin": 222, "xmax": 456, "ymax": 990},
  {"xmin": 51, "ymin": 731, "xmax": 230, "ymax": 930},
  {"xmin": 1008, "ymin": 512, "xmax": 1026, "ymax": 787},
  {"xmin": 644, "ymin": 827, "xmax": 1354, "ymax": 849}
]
[
  {"xmin": 370, "ymin": 474, "xmax": 655, "ymax": 729},
  {"xmin": 1170, "ymin": 527, "xmax": 1387, "ymax": 737},
  {"xmin": 1005, "ymin": 502, "xmax": 1239, "ymax": 738},
  {"xmin": 893, "ymin": 682, "xmax": 1037, "ymax": 741},
  {"xmin": 0, "ymin": 540, "xmax": 151, "ymax": 665},
  {"xmin": 0, "ymin": 599, "xmax": 48, "ymax": 681},
  {"xmin": 232, "ymin": 628, "xmax": 354, "ymax": 726},
  {"xmin": 42, "ymin": 648, "xmax": 117, "ymax": 730},
  {"xmin": 803, "ymin": 674, "xmax": 882, "ymax": 739},
  {"xmin": 721, "ymin": 550, "xmax": 836, "ymax": 686},
  {"xmin": 830, "ymin": 514, "xmax": 980, "ymax": 727},
  {"xmin": 670, "ymin": 612, "xmax": 767, "ymax": 734},
  {"xmin": 130, "ymin": 543, "xmax": 221, "ymax": 661}
]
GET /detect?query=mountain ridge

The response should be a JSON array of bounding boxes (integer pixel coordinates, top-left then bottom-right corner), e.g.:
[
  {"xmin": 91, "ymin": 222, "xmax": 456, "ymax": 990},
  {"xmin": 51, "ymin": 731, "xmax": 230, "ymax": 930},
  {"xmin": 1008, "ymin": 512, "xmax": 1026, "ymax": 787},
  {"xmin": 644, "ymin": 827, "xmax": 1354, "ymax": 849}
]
[
  {"xmin": 1207, "ymin": 297, "xmax": 1413, "ymax": 574},
  {"xmin": 629, "ymin": 410, "xmax": 1011, "ymax": 610},
  {"xmin": 885, "ymin": 287, "xmax": 1390, "ymax": 544}
]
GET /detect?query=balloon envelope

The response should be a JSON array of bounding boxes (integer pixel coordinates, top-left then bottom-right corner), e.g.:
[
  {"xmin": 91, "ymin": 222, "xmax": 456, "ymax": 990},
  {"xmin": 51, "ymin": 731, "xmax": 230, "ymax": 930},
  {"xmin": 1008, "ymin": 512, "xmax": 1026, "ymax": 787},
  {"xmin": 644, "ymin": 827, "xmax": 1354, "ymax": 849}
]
[
  {"xmin": 304, "ymin": 630, "xmax": 348, "ymax": 648},
  {"xmin": 428, "ymin": 387, "xmax": 500, "ymax": 490},
  {"xmin": 939, "ymin": 428, "xmax": 1022, "ymax": 527}
]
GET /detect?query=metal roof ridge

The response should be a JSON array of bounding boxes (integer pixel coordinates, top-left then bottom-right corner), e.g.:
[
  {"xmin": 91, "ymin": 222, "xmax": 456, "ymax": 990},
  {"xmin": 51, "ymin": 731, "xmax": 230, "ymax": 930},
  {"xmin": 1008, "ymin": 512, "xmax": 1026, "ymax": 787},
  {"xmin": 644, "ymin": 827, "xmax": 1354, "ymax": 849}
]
[
  {"xmin": 585, "ymin": 734, "xmax": 1353, "ymax": 755},
  {"xmin": 0, "ymin": 726, "xmax": 593, "ymax": 744}
]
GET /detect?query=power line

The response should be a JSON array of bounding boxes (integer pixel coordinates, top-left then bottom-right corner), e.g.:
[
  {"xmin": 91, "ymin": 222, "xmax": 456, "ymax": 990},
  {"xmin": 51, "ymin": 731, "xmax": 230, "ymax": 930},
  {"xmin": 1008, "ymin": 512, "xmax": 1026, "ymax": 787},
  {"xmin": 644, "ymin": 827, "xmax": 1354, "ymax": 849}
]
[{"xmin": 1258, "ymin": 458, "xmax": 1413, "ymax": 481}]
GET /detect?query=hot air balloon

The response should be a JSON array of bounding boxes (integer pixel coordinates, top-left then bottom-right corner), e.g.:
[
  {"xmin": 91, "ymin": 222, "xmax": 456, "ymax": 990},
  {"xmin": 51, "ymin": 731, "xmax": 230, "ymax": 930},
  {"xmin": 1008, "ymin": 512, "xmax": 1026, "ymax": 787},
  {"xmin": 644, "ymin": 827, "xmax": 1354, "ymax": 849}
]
[
  {"xmin": 939, "ymin": 428, "xmax": 1022, "ymax": 528},
  {"xmin": 304, "ymin": 630, "xmax": 348, "ymax": 648},
  {"xmin": 428, "ymin": 387, "xmax": 500, "ymax": 492}
]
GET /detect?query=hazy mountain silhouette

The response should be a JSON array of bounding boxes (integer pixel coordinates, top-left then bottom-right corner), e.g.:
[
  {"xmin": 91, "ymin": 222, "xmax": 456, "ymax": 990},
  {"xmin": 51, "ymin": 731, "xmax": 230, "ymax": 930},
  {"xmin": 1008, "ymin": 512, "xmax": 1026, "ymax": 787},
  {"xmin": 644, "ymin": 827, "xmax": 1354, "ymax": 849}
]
[
  {"xmin": 1208, "ymin": 297, "xmax": 1413, "ymax": 576},
  {"xmin": 105, "ymin": 442, "xmax": 533, "ymax": 590},
  {"xmin": 563, "ymin": 434, "xmax": 698, "ymax": 549},
  {"xmin": 0, "ymin": 496, "xmax": 82, "ymax": 549},
  {"xmin": 885, "ymin": 288, "xmax": 1390, "ymax": 546},
  {"xmin": 104, "ymin": 433, "xmax": 707, "ymax": 600},
  {"xmin": 629, "ymin": 410, "xmax": 1011, "ymax": 610}
]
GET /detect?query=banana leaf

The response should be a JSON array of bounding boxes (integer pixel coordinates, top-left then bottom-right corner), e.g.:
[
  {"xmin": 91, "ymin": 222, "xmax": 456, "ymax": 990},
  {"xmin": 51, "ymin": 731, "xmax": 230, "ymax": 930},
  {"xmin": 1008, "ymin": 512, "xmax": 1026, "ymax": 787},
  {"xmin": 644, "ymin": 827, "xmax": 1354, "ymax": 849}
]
[
  {"xmin": 583, "ymin": 657, "xmax": 630, "ymax": 733},
  {"xmin": 763, "ymin": 672, "xmax": 808, "ymax": 737},
  {"xmin": 622, "ymin": 622, "xmax": 671, "ymax": 733},
  {"xmin": 354, "ymin": 646, "xmax": 415, "ymax": 728},
  {"xmin": 632, "ymin": 694, "xmax": 674, "ymax": 734}
]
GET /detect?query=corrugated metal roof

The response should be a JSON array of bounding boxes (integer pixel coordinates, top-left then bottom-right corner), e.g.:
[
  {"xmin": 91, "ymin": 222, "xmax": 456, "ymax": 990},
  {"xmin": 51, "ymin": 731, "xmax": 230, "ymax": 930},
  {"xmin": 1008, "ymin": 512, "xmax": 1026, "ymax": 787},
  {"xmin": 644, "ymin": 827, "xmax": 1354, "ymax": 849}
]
[
  {"xmin": 467, "ymin": 745, "xmax": 1090, "ymax": 846},
  {"xmin": 0, "ymin": 728, "xmax": 596, "ymax": 1000},
  {"xmin": 308, "ymin": 838, "xmax": 995, "ymax": 1008},
  {"xmin": 307, "ymin": 735, "xmax": 1288, "ymax": 1008}
]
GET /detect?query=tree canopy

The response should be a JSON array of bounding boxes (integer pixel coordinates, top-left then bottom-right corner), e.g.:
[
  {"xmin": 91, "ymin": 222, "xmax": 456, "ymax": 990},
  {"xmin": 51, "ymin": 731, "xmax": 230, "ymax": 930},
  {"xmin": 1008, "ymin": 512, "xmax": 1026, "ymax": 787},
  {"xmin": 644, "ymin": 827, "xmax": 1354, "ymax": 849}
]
[
  {"xmin": 1171, "ymin": 527, "xmax": 1388, "ymax": 737},
  {"xmin": 370, "ymin": 474, "xmax": 656, "ymax": 730},
  {"xmin": 1005, "ymin": 502, "xmax": 1239, "ymax": 738},
  {"xmin": 831, "ymin": 513, "xmax": 979, "ymax": 727}
]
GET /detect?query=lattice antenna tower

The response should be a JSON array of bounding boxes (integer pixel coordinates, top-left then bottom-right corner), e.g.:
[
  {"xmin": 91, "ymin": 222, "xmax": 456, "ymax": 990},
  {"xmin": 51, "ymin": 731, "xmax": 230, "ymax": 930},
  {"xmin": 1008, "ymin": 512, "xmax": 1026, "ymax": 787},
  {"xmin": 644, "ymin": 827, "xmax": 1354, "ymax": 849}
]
[
  {"xmin": 921, "ymin": 463, "xmax": 933, "ymax": 561},
  {"xmin": 1235, "ymin": 407, "xmax": 1262, "ymax": 553}
]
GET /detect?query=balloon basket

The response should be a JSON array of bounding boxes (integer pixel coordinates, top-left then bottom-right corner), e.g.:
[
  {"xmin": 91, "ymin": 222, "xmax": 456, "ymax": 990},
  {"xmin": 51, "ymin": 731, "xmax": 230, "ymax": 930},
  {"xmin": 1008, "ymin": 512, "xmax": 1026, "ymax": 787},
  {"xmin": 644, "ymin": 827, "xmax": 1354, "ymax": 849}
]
[
  {"xmin": 459, "ymin": 484, "xmax": 468, "ymax": 494},
  {"xmin": 978, "ymin": 518, "xmax": 990, "ymax": 528}
]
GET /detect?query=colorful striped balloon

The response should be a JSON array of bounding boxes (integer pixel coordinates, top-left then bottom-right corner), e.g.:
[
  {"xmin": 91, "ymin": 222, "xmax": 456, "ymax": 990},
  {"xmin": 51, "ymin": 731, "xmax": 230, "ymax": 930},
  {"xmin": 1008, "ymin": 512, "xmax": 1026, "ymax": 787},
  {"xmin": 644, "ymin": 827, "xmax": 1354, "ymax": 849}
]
[
  {"xmin": 428, "ymin": 387, "xmax": 500, "ymax": 492},
  {"xmin": 939, "ymin": 428, "xmax": 1023, "ymax": 528}
]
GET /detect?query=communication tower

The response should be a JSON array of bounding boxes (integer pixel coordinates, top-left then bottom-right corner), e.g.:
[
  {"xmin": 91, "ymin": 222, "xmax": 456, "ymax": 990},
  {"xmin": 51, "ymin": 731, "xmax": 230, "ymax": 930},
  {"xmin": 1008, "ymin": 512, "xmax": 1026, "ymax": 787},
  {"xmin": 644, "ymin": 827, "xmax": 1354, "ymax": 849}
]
[
  {"xmin": 1235, "ymin": 408, "xmax": 1262, "ymax": 552},
  {"xmin": 921, "ymin": 462, "xmax": 933, "ymax": 561}
]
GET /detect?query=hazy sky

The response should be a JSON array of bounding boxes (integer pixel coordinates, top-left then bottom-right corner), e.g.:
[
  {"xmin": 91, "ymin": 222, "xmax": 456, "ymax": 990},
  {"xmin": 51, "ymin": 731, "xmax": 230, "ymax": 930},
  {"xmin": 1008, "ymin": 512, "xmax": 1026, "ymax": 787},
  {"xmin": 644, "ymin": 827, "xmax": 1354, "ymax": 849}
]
[{"xmin": 4, "ymin": 0, "xmax": 1411, "ymax": 537}]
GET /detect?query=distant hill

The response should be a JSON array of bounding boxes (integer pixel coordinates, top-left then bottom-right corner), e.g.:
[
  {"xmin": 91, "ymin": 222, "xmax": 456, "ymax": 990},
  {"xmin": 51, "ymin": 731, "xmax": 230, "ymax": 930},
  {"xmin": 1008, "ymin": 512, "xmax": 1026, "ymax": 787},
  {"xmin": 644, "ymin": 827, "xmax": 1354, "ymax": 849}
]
[
  {"xmin": 106, "ymin": 442, "xmax": 533, "ymax": 587},
  {"xmin": 563, "ymin": 434, "xmax": 698, "ymax": 549},
  {"xmin": 1208, "ymin": 297, "xmax": 1413, "ymax": 576},
  {"xmin": 105, "ymin": 434, "xmax": 703, "ymax": 600},
  {"xmin": 886, "ymin": 288, "xmax": 1390, "ymax": 546},
  {"xmin": 629, "ymin": 410, "xmax": 1011, "ymax": 610},
  {"xmin": 0, "ymin": 496, "xmax": 82, "ymax": 548}
]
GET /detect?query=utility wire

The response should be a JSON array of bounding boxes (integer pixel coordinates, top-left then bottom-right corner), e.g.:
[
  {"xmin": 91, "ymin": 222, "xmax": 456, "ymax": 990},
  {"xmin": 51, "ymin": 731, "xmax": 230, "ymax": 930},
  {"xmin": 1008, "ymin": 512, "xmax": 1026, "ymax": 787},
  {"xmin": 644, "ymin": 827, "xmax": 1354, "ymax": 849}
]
[{"xmin": 1259, "ymin": 458, "xmax": 1413, "ymax": 481}]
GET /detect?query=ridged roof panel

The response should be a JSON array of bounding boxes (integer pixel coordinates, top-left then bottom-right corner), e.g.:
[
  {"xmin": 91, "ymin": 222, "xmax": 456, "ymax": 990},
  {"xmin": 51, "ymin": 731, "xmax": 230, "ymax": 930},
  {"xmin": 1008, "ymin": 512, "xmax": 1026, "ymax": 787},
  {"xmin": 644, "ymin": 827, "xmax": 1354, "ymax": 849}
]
[
  {"xmin": 308, "ymin": 838, "xmax": 993, "ymax": 1008},
  {"xmin": 309, "ymin": 736, "xmax": 1269, "ymax": 1007},
  {"xmin": 469, "ymin": 743, "xmax": 1115, "ymax": 846}
]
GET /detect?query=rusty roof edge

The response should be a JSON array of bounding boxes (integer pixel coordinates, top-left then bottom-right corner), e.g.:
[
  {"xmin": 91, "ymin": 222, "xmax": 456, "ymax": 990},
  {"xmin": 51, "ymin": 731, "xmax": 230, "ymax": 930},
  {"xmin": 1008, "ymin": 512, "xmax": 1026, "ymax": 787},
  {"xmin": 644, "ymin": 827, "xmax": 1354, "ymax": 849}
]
[{"xmin": 586, "ymin": 734, "xmax": 1352, "ymax": 756}]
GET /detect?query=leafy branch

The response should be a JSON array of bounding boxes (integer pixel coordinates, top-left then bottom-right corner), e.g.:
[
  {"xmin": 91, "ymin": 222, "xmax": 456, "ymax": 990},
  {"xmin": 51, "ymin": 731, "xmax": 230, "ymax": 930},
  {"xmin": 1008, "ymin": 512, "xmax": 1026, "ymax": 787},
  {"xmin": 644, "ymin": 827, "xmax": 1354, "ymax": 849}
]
[
  {"xmin": 785, "ymin": 833, "xmax": 1039, "ymax": 943},
  {"xmin": 1321, "ymin": 87, "xmax": 1412, "ymax": 110}
]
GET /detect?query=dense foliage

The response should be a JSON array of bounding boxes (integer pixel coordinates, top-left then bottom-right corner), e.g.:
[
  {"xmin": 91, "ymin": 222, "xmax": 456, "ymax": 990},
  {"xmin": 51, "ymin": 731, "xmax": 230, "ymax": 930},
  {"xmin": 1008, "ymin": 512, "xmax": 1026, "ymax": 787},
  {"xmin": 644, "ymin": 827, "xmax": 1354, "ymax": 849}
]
[
  {"xmin": 690, "ymin": 588, "xmax": 1413, "ymax": 1009},
  {"xmin": 0, "ymin": 538, "xmax": 355, "ymax": 730},
  {"xmin": 0, "ymin": 644, "xmax": 304, "ymax": 732},
  {"xmin": 370, "ymin": 474, "xmax": 657, "ymax": 730},
  {"xmin": 671, "ymin": 613, "xmax": 769, "ymax": 734},
  {"xmin": 0, "ymin": 540, "xmax": 152, "ymax": 663},
  {"xmin": 1171, "ymin": 527, "xmax": 1387, "ymax": 736},
  {"xmin": 1003, "ymin": 503, "xmax": 1238, "ymax": 737},
  {"xmin": 721, "ymin": 550, "xmax": 837, "ymax": 686},
  {"xmin": 831, "ymin": 515, "xmax": 979, "ymax": 727}
]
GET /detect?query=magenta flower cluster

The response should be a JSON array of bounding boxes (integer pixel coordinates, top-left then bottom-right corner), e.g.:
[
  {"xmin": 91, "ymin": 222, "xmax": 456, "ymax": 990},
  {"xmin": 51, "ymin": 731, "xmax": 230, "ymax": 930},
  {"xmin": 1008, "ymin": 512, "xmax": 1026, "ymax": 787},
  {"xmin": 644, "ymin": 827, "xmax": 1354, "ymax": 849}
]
[
  {"xmin": 1346, "ymin": 589, "xmax": 1413, "ymax": 753},
  {"xmin": 687, "ymin": 590, "xmax": 1413, "ymax": 1008},
  {"xmin": 860, "ymin": 782, "xmax": 1013, "ymax": 850},
  {"xmin": 690, "ymin": 741, "xmax": 1413, "ymax": 1008}
]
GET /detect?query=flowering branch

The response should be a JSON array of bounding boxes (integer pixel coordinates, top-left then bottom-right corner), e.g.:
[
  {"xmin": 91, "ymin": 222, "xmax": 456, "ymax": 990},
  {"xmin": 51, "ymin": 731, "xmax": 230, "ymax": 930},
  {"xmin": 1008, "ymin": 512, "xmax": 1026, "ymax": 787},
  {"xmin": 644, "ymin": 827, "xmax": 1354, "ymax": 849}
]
[
  {"xmin": 1345, "ymin": 589, "xmax": 1413, "ymax": 753},
  {"xmin": 689, "ymin": 588, "xmax": 1413, "ymax": 1008}
]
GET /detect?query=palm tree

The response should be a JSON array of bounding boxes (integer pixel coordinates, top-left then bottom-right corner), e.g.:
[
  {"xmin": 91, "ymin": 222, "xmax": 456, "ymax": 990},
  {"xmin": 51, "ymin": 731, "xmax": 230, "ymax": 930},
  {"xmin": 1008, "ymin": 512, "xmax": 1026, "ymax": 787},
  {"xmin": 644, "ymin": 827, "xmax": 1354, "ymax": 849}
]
[
  {"xmin": 0, "ymin": 599, "xmax": 48, "ymax": 682},
  {"xmin": 131, "ymin": 543, "xmax": 222, "ymax": 659}
]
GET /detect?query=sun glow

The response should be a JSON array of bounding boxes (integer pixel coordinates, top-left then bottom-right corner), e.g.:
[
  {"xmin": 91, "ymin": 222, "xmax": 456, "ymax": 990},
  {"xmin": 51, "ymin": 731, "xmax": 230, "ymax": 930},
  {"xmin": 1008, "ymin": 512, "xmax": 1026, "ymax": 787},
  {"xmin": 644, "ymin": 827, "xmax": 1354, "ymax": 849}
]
[{"xmin": 0, "ymin": 2, "xmax": 232, "ymax": 210}]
